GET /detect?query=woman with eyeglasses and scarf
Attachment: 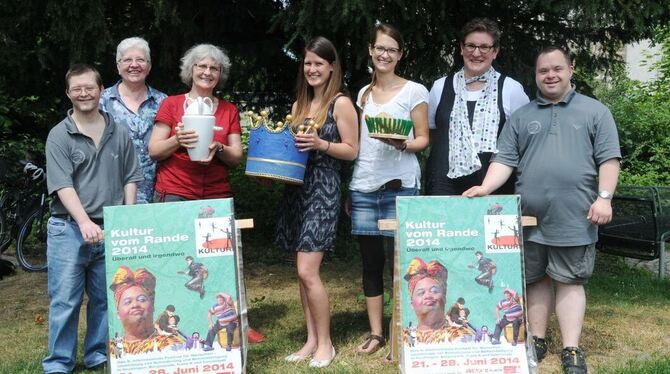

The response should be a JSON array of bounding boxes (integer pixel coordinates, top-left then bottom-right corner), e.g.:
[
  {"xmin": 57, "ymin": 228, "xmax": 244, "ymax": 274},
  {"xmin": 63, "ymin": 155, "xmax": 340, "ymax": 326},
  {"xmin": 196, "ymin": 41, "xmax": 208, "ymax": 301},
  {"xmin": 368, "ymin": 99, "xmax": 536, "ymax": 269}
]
[{"xmin": 425, "ymin": 18, "xmax": 529, "ymax": 196}]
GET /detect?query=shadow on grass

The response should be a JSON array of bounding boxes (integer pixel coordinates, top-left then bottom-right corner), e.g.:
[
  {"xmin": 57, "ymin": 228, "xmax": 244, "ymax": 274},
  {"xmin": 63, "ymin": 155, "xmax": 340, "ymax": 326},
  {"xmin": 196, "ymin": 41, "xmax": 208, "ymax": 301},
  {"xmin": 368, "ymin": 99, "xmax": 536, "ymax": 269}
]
[
  {"xmin": 247, "ymin": 301, "xmax": 289, "ymax": 330},
  {"xmin": 331, "ymin": 310, "xmax": 392, "ymax": 344}
]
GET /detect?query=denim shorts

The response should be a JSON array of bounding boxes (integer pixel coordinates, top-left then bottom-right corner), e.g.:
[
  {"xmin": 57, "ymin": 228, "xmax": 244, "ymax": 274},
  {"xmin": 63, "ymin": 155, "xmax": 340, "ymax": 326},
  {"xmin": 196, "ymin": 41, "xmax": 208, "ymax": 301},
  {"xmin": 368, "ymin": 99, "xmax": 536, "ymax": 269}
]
[{"xmin": 350, "ymin": 186, "xmax": 418, "ymax": 237}]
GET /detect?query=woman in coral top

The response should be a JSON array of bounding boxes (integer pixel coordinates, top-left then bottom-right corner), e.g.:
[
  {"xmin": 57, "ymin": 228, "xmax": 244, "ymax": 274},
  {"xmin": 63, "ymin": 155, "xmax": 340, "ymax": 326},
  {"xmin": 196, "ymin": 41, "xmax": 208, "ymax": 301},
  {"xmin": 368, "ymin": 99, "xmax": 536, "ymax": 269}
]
[{"xmin": 149, "ymin": 44, "xmax": 243, "ymax": 201}]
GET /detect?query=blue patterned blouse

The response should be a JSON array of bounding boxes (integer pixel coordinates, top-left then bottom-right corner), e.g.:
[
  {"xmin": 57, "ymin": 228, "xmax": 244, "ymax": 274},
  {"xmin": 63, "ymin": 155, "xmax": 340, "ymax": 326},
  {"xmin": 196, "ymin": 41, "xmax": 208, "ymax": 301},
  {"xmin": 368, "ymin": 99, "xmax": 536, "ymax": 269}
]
[{"xmin": 100, "ymin": 81, "xmax": 167, "ymax": 203}]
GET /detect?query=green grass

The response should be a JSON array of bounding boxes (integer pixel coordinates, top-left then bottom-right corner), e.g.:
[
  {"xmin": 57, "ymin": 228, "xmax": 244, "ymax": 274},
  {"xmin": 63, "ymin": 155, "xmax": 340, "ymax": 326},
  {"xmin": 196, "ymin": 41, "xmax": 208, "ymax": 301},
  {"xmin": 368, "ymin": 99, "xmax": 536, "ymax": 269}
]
[
  {"xmin": 595, "ymin": 356, "xmax": 670, "ymax": 374},
  {"xmin": 1, "ymin": 252, "xmax": 669, "ymax": 373}
]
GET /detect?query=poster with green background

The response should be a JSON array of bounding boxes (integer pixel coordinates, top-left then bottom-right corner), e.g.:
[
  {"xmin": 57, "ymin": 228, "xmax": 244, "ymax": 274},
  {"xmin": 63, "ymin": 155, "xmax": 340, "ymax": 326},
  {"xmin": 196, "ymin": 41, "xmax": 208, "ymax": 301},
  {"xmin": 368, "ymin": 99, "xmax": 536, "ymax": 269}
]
[
  {"xmin": 396, "ymin": 196, "xmax": 528, "ymax": 374},
  {"xmin": 104, "ymin": 198, "xmax": 245, "ymax": 374}
]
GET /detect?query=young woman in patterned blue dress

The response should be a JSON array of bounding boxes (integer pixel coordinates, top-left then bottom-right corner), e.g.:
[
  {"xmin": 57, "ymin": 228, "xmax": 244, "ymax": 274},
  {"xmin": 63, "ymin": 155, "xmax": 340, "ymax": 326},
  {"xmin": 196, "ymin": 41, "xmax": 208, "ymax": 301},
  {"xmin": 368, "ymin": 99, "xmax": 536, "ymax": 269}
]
[{"xmin": 275, "ymin": 36, "xmax": 358, "ymax": 368}]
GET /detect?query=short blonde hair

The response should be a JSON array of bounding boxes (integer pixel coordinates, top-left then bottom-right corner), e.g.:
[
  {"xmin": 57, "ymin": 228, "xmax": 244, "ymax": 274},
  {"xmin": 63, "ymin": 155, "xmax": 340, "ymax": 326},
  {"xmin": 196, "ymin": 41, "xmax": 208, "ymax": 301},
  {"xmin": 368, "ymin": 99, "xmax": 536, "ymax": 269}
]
[{"xmin": 179, "ymin": 44, "xmax": 231, "ymax": 89}]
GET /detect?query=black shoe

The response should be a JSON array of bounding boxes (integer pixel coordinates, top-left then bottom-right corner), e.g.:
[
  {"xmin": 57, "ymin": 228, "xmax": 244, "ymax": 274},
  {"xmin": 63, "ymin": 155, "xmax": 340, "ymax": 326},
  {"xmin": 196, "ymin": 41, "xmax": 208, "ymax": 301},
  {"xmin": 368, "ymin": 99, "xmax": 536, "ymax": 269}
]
[
  {"xmin": 533, "ymin": 336, "xmax": 548, "ymax": 362},
  {"xmin": 561, "ymin": 347, "xmax": 587, "ymax": 374}
]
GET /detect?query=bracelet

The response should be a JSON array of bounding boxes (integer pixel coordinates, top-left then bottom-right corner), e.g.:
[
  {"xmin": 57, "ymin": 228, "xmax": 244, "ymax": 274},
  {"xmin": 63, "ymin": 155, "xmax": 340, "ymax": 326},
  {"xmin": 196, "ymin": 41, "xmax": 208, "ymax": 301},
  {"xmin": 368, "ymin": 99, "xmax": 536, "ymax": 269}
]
[
  {"xmin": 216, "ymin": 144, "xmax": 224, "ymax": 154},
  {"xmin": 399, "ymin": 142, "xmax": 408, "ymax": 152},
  {"xmin": 324, "ymin": 141, "xmax": 331, "ymax": 153}
]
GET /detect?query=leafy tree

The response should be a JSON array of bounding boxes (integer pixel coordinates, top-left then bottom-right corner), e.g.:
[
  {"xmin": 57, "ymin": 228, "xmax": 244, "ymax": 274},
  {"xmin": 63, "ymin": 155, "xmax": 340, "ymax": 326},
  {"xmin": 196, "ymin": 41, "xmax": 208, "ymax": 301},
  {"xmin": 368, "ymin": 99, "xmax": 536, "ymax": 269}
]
[
  {"xmin": 594, "ymin": 26, "xmax": 670, "ymax": 185},
  {"xmin": 1, "ymin": 0, "xmax": 668, "ymax": 131},
  {"xmin": 0, "ymin": 0, "xmax": 295, "ymax": 131},
  {"xmin": 275, "ymin": 0, "xmax": 670, "ymax": 94}
]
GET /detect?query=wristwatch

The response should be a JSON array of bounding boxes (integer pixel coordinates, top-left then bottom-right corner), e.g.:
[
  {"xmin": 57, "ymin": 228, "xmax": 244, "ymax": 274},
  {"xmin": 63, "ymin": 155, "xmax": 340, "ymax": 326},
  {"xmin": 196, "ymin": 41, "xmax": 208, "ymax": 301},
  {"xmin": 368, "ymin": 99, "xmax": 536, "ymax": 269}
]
[
  {"xmin": 598, "ymin": 190, "xmax": 613, "ymax": 200},
  {"xmin": 216, "ymin": 144, "xmax": 225, "ymax": 154}
]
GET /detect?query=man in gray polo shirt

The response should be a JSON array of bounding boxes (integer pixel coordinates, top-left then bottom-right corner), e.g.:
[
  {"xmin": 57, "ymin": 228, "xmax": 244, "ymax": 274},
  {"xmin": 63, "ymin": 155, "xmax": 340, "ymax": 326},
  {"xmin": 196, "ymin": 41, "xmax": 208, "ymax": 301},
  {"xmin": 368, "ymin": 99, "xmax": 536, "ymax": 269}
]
[
  {"xmin": 464, "ymin": 47, "xmax": 620, "ymax": 374},
  {"xmin": 43, "ymin": 64, "xmax": 141, "ymax": 374}
]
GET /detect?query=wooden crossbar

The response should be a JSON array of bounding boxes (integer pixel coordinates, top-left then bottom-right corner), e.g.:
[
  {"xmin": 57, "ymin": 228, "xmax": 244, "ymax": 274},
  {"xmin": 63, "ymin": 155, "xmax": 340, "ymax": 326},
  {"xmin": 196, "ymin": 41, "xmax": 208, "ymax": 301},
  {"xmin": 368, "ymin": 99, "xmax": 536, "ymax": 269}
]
[{"xmin": 236, "ymin": 219, "xmax": 254, "ymax": 229}]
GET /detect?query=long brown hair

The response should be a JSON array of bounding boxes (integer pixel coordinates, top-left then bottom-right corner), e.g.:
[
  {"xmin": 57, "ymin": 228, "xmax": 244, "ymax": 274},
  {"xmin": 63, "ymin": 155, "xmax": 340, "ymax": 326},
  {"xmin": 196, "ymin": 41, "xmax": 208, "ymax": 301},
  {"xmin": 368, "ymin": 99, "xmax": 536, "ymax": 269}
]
[
  {"xmin": 360, "ymin": 23, "xmax": 405, "ymax": 109},
  {"xmin": 293, "ymin": 36, "xmax": 344, "ymax": 126}
]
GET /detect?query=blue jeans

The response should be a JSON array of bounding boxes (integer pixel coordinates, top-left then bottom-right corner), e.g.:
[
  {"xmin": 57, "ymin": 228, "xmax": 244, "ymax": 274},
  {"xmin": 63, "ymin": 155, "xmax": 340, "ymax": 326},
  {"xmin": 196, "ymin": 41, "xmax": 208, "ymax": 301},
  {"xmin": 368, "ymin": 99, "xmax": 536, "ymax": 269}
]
[
  {"xmin": 350, "ymin": 187, "xmax": 419, "ymax": 237},
  {"xmin": 43, "ymin": 217, "xmax": 108, "ymax": 373}
]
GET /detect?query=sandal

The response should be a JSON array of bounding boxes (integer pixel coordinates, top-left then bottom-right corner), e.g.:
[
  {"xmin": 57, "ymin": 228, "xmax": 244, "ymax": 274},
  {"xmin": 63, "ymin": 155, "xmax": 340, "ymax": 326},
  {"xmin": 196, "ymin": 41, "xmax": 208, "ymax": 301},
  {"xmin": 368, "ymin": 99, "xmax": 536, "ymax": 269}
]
[{"xmin": 356, "ymin": 334, "xmax": 386, "ymax": 354}]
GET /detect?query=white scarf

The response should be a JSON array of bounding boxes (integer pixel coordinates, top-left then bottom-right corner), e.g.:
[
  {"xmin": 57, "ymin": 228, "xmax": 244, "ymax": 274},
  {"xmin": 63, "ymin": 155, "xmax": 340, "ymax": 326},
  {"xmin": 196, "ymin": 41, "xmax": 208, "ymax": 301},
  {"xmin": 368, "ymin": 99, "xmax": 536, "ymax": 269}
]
[{"xmin": 447, "ymin": 67, "xmax": 501, "ymax": 178}]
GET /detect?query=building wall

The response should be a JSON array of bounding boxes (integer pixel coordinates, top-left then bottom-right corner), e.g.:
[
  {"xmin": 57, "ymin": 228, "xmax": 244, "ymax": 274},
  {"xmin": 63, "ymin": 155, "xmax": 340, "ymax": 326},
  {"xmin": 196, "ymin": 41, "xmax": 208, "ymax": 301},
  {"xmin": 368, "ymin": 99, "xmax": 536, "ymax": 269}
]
[{"xmin": 624, "ymin": 40, "xmax": 662, "ymax": 82}]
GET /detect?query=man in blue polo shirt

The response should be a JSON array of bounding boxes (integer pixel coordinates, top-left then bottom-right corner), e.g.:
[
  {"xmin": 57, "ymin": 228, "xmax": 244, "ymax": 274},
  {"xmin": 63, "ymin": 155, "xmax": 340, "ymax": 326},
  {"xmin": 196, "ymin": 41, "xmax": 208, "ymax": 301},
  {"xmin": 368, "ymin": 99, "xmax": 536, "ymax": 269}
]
[
  {"xmin": 464, "ymin": 46, "xmax": 621, "ymax": 374},
  {"xmin": 43, "ymin": 64, "xmax": 141, "ymax": 374}
]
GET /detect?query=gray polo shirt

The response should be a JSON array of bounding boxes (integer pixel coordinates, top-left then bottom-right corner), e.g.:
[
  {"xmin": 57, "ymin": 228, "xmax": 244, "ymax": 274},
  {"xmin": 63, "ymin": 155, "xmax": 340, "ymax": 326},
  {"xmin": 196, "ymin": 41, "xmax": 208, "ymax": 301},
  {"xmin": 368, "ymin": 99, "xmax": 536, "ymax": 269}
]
[
  {"xmin": 493, "ymin": 87, "xmax": 621, "ymax": 246},
  {"xmin": 46, "ymin": 109, "xmax": 142, "ymax": 220}
]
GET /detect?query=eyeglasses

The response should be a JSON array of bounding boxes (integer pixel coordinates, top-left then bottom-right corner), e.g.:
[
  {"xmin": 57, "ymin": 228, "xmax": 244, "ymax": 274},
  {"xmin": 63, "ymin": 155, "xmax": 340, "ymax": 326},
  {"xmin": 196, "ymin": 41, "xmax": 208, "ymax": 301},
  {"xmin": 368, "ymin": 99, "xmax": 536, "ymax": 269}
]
[
  {"xmin": 68, "ymin": 86, "xmax": 99, "ymax": 95},
  {"xmin": 463, "ymin": 43, "xmax": 496, "ymax": 54},
  {"xmin": 372, "ymin": 45, "xmax": 401, "ymax": 56},
  {"xmin": 119, "ymin": 57, "xmax": 148, "ymax": 65},
  {"xmin": 194, "ymin": 64, "xmax": 220, "ymax": 73}
]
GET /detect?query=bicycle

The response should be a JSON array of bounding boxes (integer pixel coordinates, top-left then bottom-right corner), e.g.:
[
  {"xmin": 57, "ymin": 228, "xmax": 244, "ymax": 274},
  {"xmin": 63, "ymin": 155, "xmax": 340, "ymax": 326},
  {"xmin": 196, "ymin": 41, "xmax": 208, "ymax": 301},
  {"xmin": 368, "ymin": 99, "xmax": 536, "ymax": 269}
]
[{"xmin": 0, "ymin": 160, "xmax": 49, "ymax": 272}]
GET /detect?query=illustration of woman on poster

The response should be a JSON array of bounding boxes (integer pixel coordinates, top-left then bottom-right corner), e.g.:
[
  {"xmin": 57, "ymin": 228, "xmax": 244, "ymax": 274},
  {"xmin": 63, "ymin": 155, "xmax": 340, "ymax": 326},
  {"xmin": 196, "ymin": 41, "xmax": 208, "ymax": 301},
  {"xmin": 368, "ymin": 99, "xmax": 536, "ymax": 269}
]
[
  {"xmin": 403, "ymin": 257, "xmax": 474, "ymax": 344},
  {"xmin": 109, "ymin": 266, "xmax": 185, "ymax": 355}
]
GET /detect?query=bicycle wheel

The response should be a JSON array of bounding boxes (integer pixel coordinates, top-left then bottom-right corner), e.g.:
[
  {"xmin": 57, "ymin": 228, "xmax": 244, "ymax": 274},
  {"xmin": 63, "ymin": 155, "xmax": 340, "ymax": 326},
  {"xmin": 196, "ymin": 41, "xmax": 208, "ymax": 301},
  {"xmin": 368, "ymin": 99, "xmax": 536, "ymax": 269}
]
[
  {"xmin": 0, "ymin": 206, "xmax": 8, "ymax": 252},
  {"xmin": 16, "ymin": 206, "xmax": 49, "ymax": 272},
  {"xmin": 0, "ymin": 194, "xmax": 16, "ymax": 253}
]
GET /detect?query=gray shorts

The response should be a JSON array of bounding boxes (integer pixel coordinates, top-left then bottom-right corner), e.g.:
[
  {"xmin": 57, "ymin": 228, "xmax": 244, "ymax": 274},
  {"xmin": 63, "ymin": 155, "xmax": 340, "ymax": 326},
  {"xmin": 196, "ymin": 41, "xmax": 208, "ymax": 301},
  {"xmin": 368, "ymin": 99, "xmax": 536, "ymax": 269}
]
[{"xmin": 523, "ymin": 241, "xmax": 596, "ymax": 285}]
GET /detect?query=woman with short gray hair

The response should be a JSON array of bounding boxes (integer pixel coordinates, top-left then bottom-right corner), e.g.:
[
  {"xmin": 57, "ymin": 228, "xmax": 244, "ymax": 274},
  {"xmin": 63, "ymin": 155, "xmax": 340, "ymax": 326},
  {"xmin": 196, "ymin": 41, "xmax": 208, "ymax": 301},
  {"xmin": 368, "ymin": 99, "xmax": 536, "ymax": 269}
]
[
  {"xmin": 115, "ymin": 37, "xmax": 152, "ymax": 65},
  {"xmin": 148, "ymin": 43, "xmax": 242, "ymax": 202},
  {"xmin": 179, "ymin": 44, "xmax": 232, "ymax": 89},
  {"xmin": 101, "ymin": 36, "xmax": 167, "ymax": 204}
]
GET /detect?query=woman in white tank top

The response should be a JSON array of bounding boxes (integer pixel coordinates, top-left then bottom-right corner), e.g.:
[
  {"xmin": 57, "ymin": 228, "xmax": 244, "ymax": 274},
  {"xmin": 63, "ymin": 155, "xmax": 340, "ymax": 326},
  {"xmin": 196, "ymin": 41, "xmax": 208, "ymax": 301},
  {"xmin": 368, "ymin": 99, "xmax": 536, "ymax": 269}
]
[{"xmin": 348, "ymin": 23, "xmax": 429, "ymax": 355}]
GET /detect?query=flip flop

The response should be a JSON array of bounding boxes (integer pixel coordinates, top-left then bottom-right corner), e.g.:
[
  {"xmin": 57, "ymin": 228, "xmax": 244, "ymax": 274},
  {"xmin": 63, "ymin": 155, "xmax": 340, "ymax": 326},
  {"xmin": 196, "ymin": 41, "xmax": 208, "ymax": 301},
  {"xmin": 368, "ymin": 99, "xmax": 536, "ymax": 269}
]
[{"xmin": 356, "ymin": 334, "xmax": 386, "ymax": 354}]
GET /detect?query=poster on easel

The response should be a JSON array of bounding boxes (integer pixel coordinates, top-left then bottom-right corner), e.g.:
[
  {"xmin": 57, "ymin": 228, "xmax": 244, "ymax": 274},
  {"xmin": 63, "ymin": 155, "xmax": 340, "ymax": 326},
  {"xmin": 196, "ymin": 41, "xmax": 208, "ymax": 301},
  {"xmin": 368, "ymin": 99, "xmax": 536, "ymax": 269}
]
[
  {"xmin": 394, "ymin": 196, "xmax": 529, "ymax": 374},
  {"xmin": 104, "ymin": 198, "xmax": 247, "ymax": 374}
]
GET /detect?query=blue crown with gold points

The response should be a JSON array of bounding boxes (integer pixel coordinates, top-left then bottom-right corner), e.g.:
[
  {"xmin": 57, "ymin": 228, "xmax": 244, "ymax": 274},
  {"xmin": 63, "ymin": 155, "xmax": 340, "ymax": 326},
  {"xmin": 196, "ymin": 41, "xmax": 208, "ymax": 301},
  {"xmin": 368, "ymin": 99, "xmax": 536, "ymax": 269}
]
[{"xmin": 244, "ymin": 110, "xmax": 310, "ymax": 185}]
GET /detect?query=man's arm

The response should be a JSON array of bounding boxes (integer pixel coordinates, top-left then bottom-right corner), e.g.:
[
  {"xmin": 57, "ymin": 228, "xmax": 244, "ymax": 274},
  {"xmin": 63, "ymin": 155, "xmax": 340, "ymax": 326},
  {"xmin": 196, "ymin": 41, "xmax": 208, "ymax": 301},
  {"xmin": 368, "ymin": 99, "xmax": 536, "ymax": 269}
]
[
  {"xmin": 56, "ymin": 187, "xmax": 103, "ymax": 244},
  {"xmin": 462, "ymin": 163, "xmax": 515, "ymax": 197},
  {"xmin": 124, "ymin": 183, "xmax": 137, "ymax": 205},
  {"xmin": 207, "ymin": 309, "xmax": 215, "ymax": 328},
  {"xmin": 587, "ymin": 158, "xmax": 620, "ymax": 225}
]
